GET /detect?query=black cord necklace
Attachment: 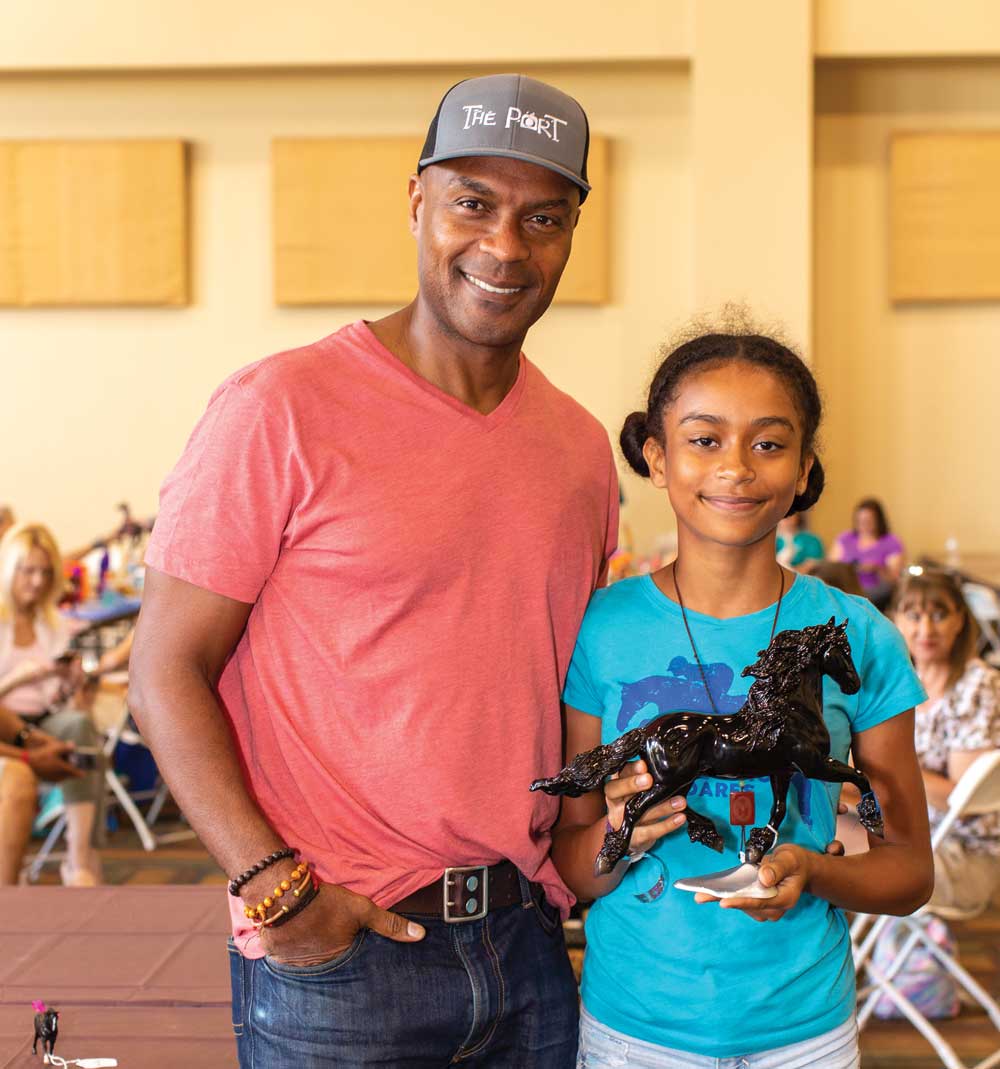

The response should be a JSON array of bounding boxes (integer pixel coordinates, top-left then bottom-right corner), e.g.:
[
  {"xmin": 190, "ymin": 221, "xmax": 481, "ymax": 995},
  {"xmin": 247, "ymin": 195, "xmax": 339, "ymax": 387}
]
[{"xmin": 672, "ymin": 562, "xmax": 786, "ymax": 716}]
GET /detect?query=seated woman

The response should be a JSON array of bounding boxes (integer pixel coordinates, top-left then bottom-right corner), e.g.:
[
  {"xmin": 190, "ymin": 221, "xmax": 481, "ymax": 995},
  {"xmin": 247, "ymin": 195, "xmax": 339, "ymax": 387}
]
[
  {"xmin": 0, "ymin": 523, "xmax": 104, "ymax": 885},
  {"xmin": 776, "ymin": 510, "xmax": 824, "ymax": 570},
  {"xmin": 0, "ymin": 704, "xmax": 80, "ymax": 884},
  {"xmin": 830, "ymin": 497, "xmax": 904, "ymax": 609},
  {"xmin": 894, "ymin": 570, "xmax": 1000, "ymax": 913}
]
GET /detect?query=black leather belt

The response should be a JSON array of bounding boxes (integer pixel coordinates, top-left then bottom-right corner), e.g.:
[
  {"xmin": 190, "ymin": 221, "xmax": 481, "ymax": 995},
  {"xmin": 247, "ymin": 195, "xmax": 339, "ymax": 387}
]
[{"xmin": 392, "ymin": 860, "xmax": 524, "ymax": 923}]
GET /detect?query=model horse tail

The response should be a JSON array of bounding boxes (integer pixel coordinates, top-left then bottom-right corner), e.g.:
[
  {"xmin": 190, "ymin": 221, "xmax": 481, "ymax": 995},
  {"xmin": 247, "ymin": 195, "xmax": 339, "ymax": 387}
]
[{"xmin": 530, "ymin": 727, "xmax": 648, "ymax": 798}]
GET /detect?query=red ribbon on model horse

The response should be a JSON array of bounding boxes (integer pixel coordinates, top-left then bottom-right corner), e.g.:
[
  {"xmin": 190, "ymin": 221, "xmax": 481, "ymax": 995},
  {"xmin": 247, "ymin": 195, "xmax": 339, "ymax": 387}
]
[{"xmin": 530, "ymin": 618, "xmax": 885, "ymax": 898}]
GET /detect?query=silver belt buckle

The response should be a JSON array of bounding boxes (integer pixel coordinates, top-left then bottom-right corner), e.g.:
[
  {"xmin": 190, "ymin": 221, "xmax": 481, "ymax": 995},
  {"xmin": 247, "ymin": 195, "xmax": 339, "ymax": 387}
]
[{"xmin": 443, "ymin": 865, "xmax": 489, "ymax": 923}]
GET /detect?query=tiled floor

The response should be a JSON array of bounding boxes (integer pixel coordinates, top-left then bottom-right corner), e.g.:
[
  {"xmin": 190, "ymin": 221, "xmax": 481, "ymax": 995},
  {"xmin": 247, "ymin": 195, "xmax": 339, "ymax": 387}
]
[{"xmin": 28, "ymin": 820, "xmax": 1000, "ymax": 1068}]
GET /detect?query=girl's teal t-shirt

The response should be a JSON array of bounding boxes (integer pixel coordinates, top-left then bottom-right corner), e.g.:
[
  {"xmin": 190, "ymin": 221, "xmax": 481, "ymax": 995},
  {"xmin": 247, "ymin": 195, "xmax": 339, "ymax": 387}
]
[{"xmin": 563, "ymin": 573, "xmax": 924, "ymax": 1058}]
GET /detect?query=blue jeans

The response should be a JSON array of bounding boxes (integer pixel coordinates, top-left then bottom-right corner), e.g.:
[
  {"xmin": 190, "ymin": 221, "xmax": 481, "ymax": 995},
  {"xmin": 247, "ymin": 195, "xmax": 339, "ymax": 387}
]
[
  {"xmin": 578, "ymin": 1008, "xmax": 860, "ymax": 1069},
  {"xmin": 228, "ymin": 877, "xmax": 579, "ymax": 1067}
]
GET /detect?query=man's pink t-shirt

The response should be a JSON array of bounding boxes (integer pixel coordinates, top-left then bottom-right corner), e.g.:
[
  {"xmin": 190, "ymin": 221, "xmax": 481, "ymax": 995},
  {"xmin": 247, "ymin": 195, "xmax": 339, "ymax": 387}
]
[{"xmin": 145, "ymin": 321, "xmax": 618, "ymax": 954}]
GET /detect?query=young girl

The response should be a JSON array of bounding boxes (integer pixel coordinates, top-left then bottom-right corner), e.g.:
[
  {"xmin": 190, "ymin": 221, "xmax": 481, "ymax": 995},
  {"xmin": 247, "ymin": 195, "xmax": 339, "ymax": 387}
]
[{"xmin": 549, "ymin": 329, "xmax": 933, "ymax": 1069}]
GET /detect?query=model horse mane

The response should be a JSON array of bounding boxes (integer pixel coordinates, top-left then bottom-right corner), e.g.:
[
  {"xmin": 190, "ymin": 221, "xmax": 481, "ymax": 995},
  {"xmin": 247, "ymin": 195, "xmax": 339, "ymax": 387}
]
[{"xmin": 737, "ymin": 619, "xmax": 848, "ymax": 749}]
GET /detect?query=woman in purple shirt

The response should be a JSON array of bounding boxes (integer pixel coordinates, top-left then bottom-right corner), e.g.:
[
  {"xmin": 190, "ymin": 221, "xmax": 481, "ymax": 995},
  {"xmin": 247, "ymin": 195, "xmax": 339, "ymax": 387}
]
[{"xmin": 831, "ymin": 498, "xmax": 905, "ymax": 609}]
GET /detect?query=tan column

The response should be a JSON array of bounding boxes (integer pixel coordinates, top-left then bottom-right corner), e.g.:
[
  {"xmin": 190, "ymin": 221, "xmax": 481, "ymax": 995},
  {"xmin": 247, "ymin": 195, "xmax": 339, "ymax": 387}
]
[{"xmin": 691, "ymin": 1, "xmax": 813, "ymax": 350}]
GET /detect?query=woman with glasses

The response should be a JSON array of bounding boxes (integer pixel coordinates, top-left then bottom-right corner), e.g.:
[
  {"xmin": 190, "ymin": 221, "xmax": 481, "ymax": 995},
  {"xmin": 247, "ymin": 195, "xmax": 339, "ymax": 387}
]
[
  {"xmin": 0, "ymin": 523, "xmax": 103, "ymax": 885},
  {"xmin": 893, "ymin": 570, "xmax": 1000, "ymax": 911}
]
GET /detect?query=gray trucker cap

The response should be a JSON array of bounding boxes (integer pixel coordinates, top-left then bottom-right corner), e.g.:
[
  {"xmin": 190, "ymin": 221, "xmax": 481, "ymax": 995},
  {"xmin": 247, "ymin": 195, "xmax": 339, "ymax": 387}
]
[{"xmin": 418, "ymin": 74, "xmax": 591, "ymax": 202}]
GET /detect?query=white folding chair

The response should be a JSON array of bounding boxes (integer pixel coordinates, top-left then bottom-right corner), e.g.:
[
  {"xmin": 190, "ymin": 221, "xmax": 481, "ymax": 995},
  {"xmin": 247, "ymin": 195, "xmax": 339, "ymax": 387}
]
[
  {"xmin": 852, "ymin": 750, "xmax": 1000, "ymax": 1069},
  {"xmin": 100, "ymin": 694, "xmax": 196, "ymax": 853},
  {"xmin": 963, "ymin": 583, "xmax": 1000, "ymax": 668},
  {"xmin": 25, "ymin": 689, "xmax": 194, "ymax": 880}
]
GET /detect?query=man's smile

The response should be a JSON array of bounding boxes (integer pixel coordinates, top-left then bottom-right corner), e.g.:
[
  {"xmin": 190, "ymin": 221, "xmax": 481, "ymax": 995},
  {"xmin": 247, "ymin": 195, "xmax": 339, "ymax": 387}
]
[{"xmin": 460, "ymin": 270, "xmax": 527, "ymax": 296}]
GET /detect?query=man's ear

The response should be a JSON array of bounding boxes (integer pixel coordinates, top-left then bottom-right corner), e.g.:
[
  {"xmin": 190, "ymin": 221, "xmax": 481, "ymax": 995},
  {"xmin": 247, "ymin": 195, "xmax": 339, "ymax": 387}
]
[
  {"xmin": 643, "ymin": 437, "xmax": 668, "ymax": 489},
  {"xmin": 408, "ymin": 173, "xmax": 423, "ymax": 237}
]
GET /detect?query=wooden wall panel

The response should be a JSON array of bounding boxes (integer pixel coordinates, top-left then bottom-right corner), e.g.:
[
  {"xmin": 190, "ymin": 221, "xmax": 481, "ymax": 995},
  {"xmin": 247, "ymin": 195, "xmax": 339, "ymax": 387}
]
[
  {"xmin": 0, "ymin": 139, "xmax": 188, "ymax": 306},
  {"xmin": 272, "ymin": 135, "xmax": 610, "ymax": 305},
  {"xmin": 891, "ymin": 132, "xmax": 1000, "ymax": 302},
  {"xmin": 559, "ymin": 134, "xmax": 610, "ymax": 304},
  {"xmin": 273, "ymin": 137, "xmax": 419, "ymax": 305},
  {"xmin": 0, "ymin": 143, "xmax": 16, "ymax": 304}
]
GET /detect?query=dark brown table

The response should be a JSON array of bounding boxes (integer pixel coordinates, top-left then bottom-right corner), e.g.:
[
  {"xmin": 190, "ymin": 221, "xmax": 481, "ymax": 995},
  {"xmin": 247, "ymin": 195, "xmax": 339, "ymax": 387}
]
[{"xmin": 0, "ymin": 887, "xmax": 236, "ymax": 1068}]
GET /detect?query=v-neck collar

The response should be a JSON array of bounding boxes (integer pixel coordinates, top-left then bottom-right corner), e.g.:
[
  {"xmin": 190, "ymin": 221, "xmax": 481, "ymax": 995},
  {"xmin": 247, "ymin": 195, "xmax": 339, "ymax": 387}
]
[{"xmin": 357, "ymin": 321, "xmax": 527, "ymax": 432}]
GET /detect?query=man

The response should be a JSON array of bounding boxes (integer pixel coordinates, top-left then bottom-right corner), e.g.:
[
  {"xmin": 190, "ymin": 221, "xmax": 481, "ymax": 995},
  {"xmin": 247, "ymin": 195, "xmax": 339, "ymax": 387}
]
[{"xmin": 130, "ymin": 74, "xmax": 617, "ymax": 1067}]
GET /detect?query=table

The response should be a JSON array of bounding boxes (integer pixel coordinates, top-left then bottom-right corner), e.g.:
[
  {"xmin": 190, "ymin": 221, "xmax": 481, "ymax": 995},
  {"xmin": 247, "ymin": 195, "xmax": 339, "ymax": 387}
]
[
  {"xmin": 63, "ymin": 596, "xmax": 142, "ymax": 631},
  {"xmin": 62, "ymin": 596, "xmax": 142, "ymax": 664},
  {"xmin": 0, "ymin": 887, "xmax": 235, "ymax": 1068},
  {"xmin": 918, "ymin": 553, "xmax": 1000, "ymax": 592}
]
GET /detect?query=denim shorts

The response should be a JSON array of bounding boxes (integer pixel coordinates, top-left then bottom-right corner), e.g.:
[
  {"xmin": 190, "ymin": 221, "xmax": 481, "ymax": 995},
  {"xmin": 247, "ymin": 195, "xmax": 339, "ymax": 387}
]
[
  {"xmin": 578, "ymin": 1006, "xmax": 860, "ymax": 1069},
  {"xmin": 228, "ymin": 876, "xmax": 579, "ymax": 1068}
]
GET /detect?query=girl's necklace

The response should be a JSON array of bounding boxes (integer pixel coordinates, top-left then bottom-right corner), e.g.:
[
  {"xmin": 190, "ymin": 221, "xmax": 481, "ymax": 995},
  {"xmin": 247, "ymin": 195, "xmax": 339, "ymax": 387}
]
[{"xmin": 671, "ymin": 562, "xmax": 786, "ymax": 716}]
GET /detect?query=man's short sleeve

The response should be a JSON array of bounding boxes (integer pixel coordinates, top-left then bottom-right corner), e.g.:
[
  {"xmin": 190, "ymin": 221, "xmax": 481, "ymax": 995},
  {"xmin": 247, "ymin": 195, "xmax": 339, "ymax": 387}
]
[
  {"xmin": 599, "ymin": 455, "xmax": 620, "ymax": 586},
  {"xmin": 145, "ymin": 380, "xmax": 298, "ymax": 604},
  {"xmin": 853, "ymin": 608, "xmax": 926, "ymax": 734}
]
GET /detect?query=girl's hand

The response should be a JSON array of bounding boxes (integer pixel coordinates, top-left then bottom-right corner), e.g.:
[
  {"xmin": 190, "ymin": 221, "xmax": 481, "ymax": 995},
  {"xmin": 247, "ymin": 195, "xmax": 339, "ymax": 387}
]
[
  {"xmin": 695, "ymin": 843, "xmax": 815, "ymax": 921},
  {"xmin": 604, "ymin": 759, "xmax": 687, "ymax": 856}
]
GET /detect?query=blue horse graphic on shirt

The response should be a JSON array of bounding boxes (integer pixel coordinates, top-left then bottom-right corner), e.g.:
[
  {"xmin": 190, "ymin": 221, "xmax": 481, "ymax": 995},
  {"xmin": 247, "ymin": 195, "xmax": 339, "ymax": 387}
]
[{"xmin": 614, "ymin": 656, "xmax": 814, "ymax": 825}]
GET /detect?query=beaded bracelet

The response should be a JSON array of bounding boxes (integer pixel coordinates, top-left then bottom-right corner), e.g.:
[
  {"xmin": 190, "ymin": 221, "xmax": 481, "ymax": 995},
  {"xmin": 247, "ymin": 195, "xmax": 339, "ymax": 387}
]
[
  {"xmin": 244, "ymin": 862, "xmax": 317, "ymax": 929},
  {"xmin": 227, "ymin": 847, "xmax": 296, "ymax": 897},
  {"xmin": 265, "ymin": 876, "xmax": 321, "ymax": 931}
]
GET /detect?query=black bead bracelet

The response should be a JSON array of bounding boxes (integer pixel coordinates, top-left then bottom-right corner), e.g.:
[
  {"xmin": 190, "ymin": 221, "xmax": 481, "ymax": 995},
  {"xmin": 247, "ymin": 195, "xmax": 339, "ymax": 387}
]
[{"xmin": 228, "ymin": 847, "xmax": 297, "ymax": 897}]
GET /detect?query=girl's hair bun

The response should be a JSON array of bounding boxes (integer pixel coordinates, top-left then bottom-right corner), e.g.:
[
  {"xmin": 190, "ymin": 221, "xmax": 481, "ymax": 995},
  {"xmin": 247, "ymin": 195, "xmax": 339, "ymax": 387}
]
[
  {"xmin": 619, "ymin": 411, "xmax": 651, "ymax": 476},
  {"xmin": 788, "ymin": 457, "xmax": 825, "ymax": 515}
]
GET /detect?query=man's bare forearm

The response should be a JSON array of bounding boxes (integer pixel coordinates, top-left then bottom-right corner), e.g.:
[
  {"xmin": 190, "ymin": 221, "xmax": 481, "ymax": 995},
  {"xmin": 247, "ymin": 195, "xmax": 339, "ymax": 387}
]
[{"xmin": 128, "ymin": 662, "xmax": 285, "ymax": 880}]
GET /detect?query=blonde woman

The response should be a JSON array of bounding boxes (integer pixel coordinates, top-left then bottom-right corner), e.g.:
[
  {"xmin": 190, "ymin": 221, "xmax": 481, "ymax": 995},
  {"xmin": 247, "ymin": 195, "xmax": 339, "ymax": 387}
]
[{"xmin": 0, "ymin": 523, "xmax": 103, "ymax": 885}]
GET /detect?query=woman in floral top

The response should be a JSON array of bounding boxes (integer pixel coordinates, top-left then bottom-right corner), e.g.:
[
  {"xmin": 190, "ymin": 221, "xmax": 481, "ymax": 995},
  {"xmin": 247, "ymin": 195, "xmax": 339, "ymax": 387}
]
[{"xmin": 894, "ymin": 570, "xmax": 1000, "ymax": 913}]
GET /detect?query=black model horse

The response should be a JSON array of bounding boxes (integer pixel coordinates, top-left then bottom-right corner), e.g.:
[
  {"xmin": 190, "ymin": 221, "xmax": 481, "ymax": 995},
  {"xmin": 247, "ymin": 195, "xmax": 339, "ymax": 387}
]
[
  {"xmin": 531, "ymin": 618, "xmax": 885, "ymax": 875},
  {"xmin": 32, "ymin": 1003, "xmax": 58, "ymax": 1059}
]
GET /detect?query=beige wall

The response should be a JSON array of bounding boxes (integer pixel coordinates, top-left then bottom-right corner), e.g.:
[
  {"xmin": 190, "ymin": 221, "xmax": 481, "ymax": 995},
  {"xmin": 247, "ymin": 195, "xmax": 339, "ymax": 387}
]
[
  {"xmin": 5, "ymin": 3, "xmax": 1000, "ymax": 562},
  {"xmin": 813, "ymin": 60, "xmax": 1000, "ymax": 557},
  {"xmin": 0, "ymin": 1, "xmax": 690, "ymax": 69},
  {"xmin": 0, "ymin": 64, "xmax": 691, "ymax": 553}
]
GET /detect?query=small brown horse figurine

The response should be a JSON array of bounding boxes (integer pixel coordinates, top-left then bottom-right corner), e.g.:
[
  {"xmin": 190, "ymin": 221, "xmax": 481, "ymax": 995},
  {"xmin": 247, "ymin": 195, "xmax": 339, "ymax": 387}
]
[{"xmin": 532, "ymin": 619, "xmax": 885, "ymax": 875}]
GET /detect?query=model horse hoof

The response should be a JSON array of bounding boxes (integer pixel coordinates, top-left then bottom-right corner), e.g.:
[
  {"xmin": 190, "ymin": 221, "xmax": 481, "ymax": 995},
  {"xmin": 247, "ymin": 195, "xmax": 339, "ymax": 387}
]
[
  {"xmin": 594, "ymin": 853, "xmax": 616, "ymax": 877},
  {"xmin": 857, "ymin": 792, "xmax": 885, "ymax": 838},
  {"xmin": 687, "ymin": 822, "xmax": 725, "ymax": 854},
  {"xmin": 745, "ymin": 826, "xmax": 776, "ymax": 865}
]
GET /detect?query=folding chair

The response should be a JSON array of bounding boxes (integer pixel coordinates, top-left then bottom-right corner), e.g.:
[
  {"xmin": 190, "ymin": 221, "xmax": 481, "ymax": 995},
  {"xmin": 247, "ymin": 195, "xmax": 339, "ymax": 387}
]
[
  {"xmin": 963, "ymin": 584, "xmax": 1000, "ymax": 668},
  {"xmin": 100, "ymin": 695, "xmax": 196, "ymax": 853},
  {"xmin": 25, "ymin": 689, "xmax": 195, "ymax": 881},
  {"xmin": 852, "ymin": 750, "xmax": 1000, "ymax": 1069}
]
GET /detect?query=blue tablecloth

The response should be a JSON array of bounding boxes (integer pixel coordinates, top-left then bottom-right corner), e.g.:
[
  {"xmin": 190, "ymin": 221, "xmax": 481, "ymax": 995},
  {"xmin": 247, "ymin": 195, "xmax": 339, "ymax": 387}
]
[{"xmin": 63, "ymin": 595, "xmax": 141, "ymax": 628}]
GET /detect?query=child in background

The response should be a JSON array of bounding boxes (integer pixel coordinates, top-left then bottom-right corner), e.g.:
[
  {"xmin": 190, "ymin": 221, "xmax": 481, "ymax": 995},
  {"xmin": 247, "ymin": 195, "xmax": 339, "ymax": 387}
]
[
  {"xmin": 776, "ymin": 510, "xmax": 824, "ymax": 570},
  {"xmin": 547, "ymin": 324, "xmax": 934, "ymax": 1069}
]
